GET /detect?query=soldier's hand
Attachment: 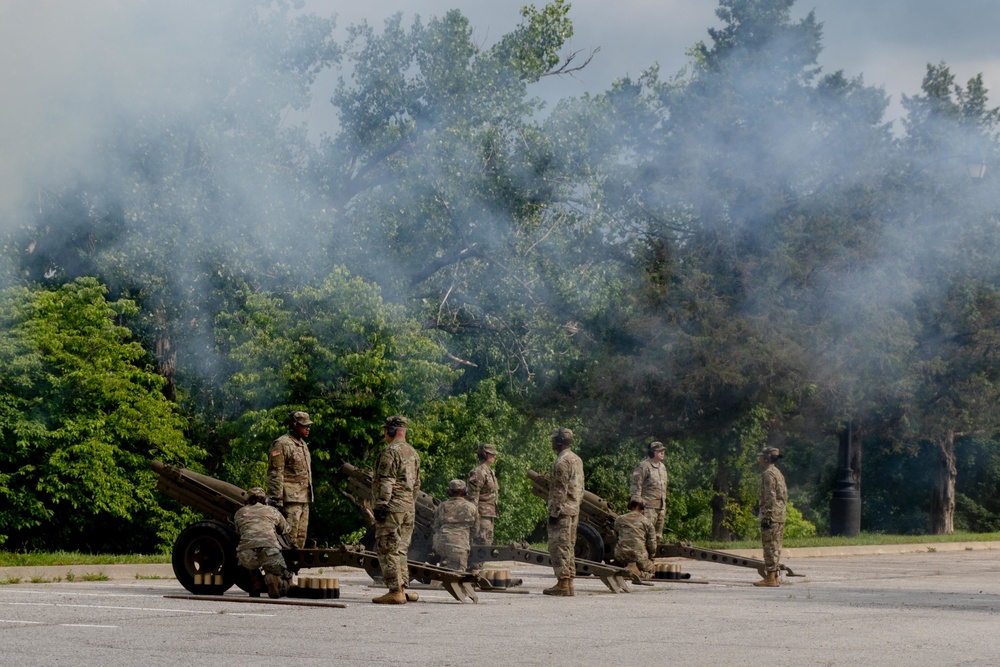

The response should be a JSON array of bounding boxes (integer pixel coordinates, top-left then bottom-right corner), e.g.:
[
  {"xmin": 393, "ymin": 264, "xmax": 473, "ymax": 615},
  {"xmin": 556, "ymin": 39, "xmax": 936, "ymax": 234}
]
[
  {"xmin": 268, "ymin": 497, "xmax": 283, "ymax": 507},
  {"xmin": 760, "ymin": 518, "xmax": 771, "ymax": 529},
  {"xmin": 373, "ymin": 508, "xmax": 389, "ymax": 523}
]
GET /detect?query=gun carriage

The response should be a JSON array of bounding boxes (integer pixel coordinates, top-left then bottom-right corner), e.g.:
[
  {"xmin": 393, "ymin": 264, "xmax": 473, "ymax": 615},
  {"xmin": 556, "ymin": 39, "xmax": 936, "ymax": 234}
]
[{"xmin": 152, "ymin": 460, "xmax": 481, "ymax": 602}]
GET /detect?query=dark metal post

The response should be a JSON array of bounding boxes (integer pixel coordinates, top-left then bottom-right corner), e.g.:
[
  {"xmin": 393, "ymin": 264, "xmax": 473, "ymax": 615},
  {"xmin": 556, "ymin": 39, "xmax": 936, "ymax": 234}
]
[{"xmin": 829, "ymin": 423, "xmax": 861, "ymax": 536}]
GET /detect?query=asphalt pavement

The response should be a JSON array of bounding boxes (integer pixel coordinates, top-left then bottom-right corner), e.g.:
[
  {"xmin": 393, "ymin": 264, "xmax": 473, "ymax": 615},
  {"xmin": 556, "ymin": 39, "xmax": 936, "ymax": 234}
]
[{"xmin": 1, "ymin": 543, "xmax": 998, "ymax": 666}]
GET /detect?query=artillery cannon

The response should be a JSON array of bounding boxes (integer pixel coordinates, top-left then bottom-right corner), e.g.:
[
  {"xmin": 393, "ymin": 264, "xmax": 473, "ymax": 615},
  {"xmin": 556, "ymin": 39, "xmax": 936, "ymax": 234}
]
[
  {"xmin": 152, "ymin": 460, "xmax": 482, "ymax": 602},
  {"xmin": 340, "ymin": 462, "xmax": 640, "ymax": 593},
  {"xmin": 527, "ymin": 469, "xmax": 801, "ymax": 578}
]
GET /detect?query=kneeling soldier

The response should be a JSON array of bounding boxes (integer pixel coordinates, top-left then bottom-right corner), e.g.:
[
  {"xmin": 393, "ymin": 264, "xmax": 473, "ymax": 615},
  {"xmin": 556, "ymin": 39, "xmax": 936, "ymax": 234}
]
[
  {"xmin": 613, "ymin": 500, "xmax": 657, "ymax": 579},
  {"xmin": 234, "ymin": 487, "xmax": 292, "ymax": 598},
  {"xmin": 432, "ymin": 479, "xmax": 479, "ymax": 571}
]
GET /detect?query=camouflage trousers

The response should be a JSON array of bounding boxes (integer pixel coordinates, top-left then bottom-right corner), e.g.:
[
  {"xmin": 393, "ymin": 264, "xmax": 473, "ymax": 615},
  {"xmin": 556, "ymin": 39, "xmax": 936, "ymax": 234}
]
[
  {"xmin": 237, "ymin": 546, "xmax": 290, "ymax": 578},
  {"xmin": 643, "ymin": 506, "xmax": 665, "ymax": 542},
  {"xmin": 472, "ymin": 516, "xmax": 495, "ymax": 546},
  {"xmin": 548, "ymin": 514, "xmax": 579, "ymax": 579},
  {"xmin": 376, "ymin": 510, "xmax": 415, "ymax": 591},
  {"xmin": 761, "ymin": 521, "xmax": 785, "ymax": 573},
  {"xmin": 433, "ymin": 540, "xmax": 470, "ymax": 572},
  {"xmin": 285, "ymin": 502, "xmax": 309, "ymax": 548},
  {"xmin": 614, "ymin": 546, "xmax": 655, "ymax": 579}
]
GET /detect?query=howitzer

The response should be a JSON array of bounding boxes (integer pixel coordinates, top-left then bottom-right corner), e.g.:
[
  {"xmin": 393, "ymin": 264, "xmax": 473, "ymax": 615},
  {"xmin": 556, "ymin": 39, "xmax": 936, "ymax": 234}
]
[
  {"xmin": 527, "ymin": 469, "xmax": 802, "ymax": 579},
  {"xmin": 340, "ymin": 461, "xmax": 439, "ymax": 564},
  {"xmin": 152, "ymin": 460, "xmax": 483, "ymax": 602},
  {"xmin": 341, "ymin": 463, "xmax": 639, "ymax": 592}
]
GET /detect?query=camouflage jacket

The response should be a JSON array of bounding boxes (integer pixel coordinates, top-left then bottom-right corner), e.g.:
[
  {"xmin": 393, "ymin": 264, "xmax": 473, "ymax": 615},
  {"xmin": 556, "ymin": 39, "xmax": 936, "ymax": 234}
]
[
  {"xmin": 614, "ymin": 510, "xmax": 656, "ymax": 558},
  {"xmin": 760, "ymin": 466, "xmax": 787, "ymax": 523},
  {"xmin": 235, "ymin": 503, "xmax": 288, "ymax": 551},
  {"xmin": 630, "ymin": 458, "xmax": 668, "ymax": 509},
  {"xmin": 373, "ymin": 436, "xmax": 421, "ymax": 512},
  {"xmin": 432, "ymin": 497, "xmax": 478, "ymax": 551},
  {"xmin": 467, "ymin": 462, "xmax": 498, "ymax": 518},
  {"xmin": 266, "ymin": 432, "xmax": 313, "ymax": 503},
  {"xmin": 548, "ymin": 448, "xmax": 584, "ymax": 518}
]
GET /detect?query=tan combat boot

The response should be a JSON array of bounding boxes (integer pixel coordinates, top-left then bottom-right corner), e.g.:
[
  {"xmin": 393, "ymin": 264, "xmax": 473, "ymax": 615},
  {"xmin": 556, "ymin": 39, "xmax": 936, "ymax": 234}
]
[
  {"xmin": 372, "ymin": 588, "xmax": 407, "ymax": 604},
  {"xmin": 753, "ymin": 571, "xmax": 780, "ymax": 587},
  {"xmin": 403, "ymin": 587, "xmax": 419, "ymax": 602},
  {"xmin": 542, "ymin": 578, "xmax": 574, "ymax": 596}
]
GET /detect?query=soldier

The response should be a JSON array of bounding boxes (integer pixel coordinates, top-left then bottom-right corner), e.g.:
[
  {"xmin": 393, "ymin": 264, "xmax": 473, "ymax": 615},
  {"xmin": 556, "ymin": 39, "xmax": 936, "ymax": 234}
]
[
  {"xmin": 432, "ymin": 479, "xmax": 479, "ymax": 571},
  {"xmin": 266, "ymin": 411, "xmax": 313, "ymax": 548},
  {"xmin": 630, "ymin": 440, "xmax": 669, "ymax": 542},
  {"xmin": 544, "ymin": 426, "xmax": 584, "ymax": 597},
  {"xmin": 234, "ymin": 487, "xmax": 292, "ymax": 598},
  {"xmin": 371, "ymin": 415, "xmax": 421, "ymax": 604},
  {"xmin": 613, "ymin": 500, "xmax": 657, "ymax": 579},
  {"xmin": 467, "ymin": 443, "xmax": 499, "ymax": 545},
  {"xmin": 755, "ymin": 446, "xmax": 787, "ymax": 587}
]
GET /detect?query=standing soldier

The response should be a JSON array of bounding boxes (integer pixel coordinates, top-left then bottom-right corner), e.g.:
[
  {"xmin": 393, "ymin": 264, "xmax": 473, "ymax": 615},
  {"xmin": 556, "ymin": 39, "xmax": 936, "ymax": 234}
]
[
  {"xmin": 544, "ymin": 427, "xmax": 584, "ymax": 597},
  {"xmin": 234, "ymin": 487, "xmax": 293, "ymax": 598},
  {"xmin": 467, "ymin": 443, "xmax": 499, "ymax": 545},
  {"xmin": 613, "ymin": 500, "xmax": 657, "ymax": 579},
  {"xmin": 432, "ymin": 479, "xmax": 479, "ymax": 571},
  {"xmin": 266, "ymin": 411, "xmax": 313, "ymax": 548},
  {"xmin": 630, "ymin": 441, "xmax": 668, "ymax": 542},
  {"xmin": 755, "ymin": 446, "xmax": 787, "ymax": 587},
  {"xmin": 371, "ymin": 415, "xmax": 421, "ymax": 604}
]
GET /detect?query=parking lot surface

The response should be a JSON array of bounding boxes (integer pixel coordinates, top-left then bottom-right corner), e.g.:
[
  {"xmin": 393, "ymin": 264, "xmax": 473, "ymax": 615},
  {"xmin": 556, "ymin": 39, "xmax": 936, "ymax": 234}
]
[{"xmin": 1, "ymin": 547, "xmax": 999, "ymax": 666}]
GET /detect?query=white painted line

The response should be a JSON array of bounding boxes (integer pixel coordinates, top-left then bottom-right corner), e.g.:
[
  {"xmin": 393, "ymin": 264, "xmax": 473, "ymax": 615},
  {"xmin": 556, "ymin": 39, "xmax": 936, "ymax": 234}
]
[
  {"xmin": 0, "ymin": 619, "xmax": 41, "ymax": 624},
  {"xmin": 0, "ymin": 601, "xmax": 274, "ymax": 617},
  {"xmin": 60, "ymin": 624, "xmax": 118, "ymax": 628}
]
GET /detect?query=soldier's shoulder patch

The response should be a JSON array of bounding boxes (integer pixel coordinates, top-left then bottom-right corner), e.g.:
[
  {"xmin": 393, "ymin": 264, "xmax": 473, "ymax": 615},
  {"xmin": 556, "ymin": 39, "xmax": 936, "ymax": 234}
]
[{"xmin": 271, "ymin": 450, "xmax": 282, "ymax": 457}]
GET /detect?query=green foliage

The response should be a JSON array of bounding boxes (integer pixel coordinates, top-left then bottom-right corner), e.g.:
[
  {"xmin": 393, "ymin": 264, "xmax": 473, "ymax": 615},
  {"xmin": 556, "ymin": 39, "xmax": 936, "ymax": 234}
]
[{"xmin": 0, "ymin": 278, "xmax": 199, "ymax": 551}]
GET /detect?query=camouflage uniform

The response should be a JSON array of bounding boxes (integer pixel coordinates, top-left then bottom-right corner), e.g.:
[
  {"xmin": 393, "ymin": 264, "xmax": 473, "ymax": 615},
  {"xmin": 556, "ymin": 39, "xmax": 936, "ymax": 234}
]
[
  {"xmin": 613, "ymin": 510, "xmax": 657, "ymax": 579},
  {"xmin": 467, "ymin": 460, "xmax": 498, "ymax": 545},
  {"xmin": 234, "ymin": 502, "xmax": 291, "ymax": 594},
  {"xmin": 630, "ymin": 457, "xmax": 668, "ymax": 538},
  {"xmin": 266, "ymin": 427, "xmax": 313, "ymax": 548},
  {"xmin": 760, "ymin": 464, "xmax": 787, "ymax": 574},
  {"xmin": 372, "ymin": 433, "xmax": 421, "ymax": 592},
  {"xmin": 432, "ymin": 495, "xmax": 479, "ymax": 571},
  {"xmin": 548, "ymin": 447, "xmax": 585, "ymax": 580}
]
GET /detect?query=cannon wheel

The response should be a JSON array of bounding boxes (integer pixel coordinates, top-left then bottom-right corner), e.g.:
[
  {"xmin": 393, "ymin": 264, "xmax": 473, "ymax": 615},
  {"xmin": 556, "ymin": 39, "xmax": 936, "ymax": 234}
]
[
  {"xmin": 574, "ymin": 521, "xmax": 605, "ymax": 564},
  {"xmin": 172, "ymin": 520, "xmax": 240, "ymax": 595}
]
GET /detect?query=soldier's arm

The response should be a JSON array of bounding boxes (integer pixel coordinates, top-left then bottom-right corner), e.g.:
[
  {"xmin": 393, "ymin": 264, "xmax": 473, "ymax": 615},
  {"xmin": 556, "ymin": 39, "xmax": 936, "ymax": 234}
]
[
  {"xmin": 548, "ymin": 460, "xmax": 567, "ymax": 516},
  {"xmin": 645, "ymin": 521, "xmax": 657, "ymax": 556},
  {"xmin": 275, "ymin": 511, "xmax": 289, "ymax": 536},
  {"xmin": 466, "ymin": 468, "xmax": 482, "ymax": 506},
  {"xmin": 266, "ymin": 442, "xmax": 285, "ymax": 500},
  {"xmin": 760, "ymin": 473, "xmax": 776, "ymax": 521},
  {"xmin": 629, "ymin": 464, "xmax": 643, "ymax": 503},
  {"xmin": 374, "ymin": 452, "xmax": 396, "ymax": 508}
]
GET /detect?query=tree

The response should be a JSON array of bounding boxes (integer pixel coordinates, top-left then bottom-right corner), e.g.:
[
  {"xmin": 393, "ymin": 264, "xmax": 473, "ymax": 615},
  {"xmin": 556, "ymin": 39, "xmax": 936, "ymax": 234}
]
[
  {"xmin": 0, "ymin": 278, "xmax": 198, "ymax": 551},
  {"xmin": 891, "ymin": 63, "xmax": 1000, "ymax": 533}
]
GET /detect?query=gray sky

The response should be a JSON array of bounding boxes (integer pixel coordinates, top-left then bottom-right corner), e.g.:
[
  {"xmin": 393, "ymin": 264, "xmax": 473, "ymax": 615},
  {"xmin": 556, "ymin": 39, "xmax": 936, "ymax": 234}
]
[{"xmin": 315, "ymin": 0, "xmax": 1000, "ymax": 124}]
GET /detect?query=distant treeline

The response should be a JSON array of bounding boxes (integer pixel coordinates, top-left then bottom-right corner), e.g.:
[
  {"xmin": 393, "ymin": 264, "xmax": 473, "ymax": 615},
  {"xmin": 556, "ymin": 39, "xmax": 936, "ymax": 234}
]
[{"xmin": 1, "ymin": 0, "xmax": 999, "ymax": 552}]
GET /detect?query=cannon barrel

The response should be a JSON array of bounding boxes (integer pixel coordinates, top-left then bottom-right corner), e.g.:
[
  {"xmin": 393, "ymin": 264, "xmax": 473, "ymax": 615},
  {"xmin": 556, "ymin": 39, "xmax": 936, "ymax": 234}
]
[{"xmin": 152, "ymin": 460, "xmax": 247, "ymax": 524}]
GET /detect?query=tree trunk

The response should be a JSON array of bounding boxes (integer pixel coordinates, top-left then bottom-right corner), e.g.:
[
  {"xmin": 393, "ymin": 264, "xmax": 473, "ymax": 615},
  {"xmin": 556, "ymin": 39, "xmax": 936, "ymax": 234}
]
[
  {"xmin": 154, "ymin": 310, "xmax": 177, "ymax": 402},
  {"xmin": 929, "ymin": 430, "xmax": 957, "ymax": 535},
  {"xmin": 711, "ymin": 457, "xmax": 733, "ymax": 541}
]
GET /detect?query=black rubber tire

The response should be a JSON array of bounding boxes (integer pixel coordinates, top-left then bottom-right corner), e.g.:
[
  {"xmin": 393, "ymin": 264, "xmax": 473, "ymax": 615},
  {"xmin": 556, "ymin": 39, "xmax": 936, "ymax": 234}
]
[
  {"xmin": 171, "ymin": 520, "xmax": 240, "ymax": 595},
  {"xmin": 574, "ymin": 521, "xmax": 605, "ymax": 564}
]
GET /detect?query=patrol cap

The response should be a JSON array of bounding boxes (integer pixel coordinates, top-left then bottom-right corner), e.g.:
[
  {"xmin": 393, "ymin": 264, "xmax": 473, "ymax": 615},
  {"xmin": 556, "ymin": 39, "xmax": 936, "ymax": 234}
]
[
  {"xmin": 448, "ymin": 479, "xmax": 467, "ymax": 493},
  {"xmin": 291, "ymin": 411, "xmax": 313, "ymax": 426},
  {"xmin": 648, "ymin": 441, "xmax": 666, "ymax": 453},
  {"xmin": 759, "ymin": 446, "xmax": 781, "ymax": 461},
  {"xmin": 551, "ymin": 427, "xmax": 574, "ymax": 446},
  {"xmin": 385, "ymin": 415, "xmax": 408, "ymax": 429},
  {"xmin": 478, "ymin": 443, "xmax": 497, "ymax": 456},
  {"xmin": 248, "ymin": 487, "xmax": 267, "ymax": 501}
]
